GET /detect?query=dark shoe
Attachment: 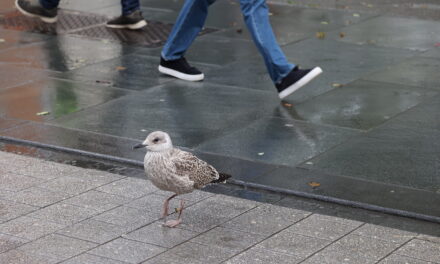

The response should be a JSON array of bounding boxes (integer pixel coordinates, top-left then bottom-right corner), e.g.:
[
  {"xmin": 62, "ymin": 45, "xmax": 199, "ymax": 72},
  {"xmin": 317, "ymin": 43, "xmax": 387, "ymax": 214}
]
[
  {"xmin": 15, "ymin": 0, "xmax": 58, "ymax": 23},
  {"xmin": 106, "ymin": 10, "xmax": 147, "ymax": 30},
  {"xmin": 276, "ymin": 66, "xmax": 322, "ymax": 99},
  {"xmin": 158, "ymin": 57, "xmax": 204, "ymax": 81}
]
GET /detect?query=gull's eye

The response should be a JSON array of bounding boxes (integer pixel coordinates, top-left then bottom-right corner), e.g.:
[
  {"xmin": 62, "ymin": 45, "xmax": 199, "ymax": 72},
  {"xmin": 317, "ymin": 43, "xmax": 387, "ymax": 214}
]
[{"xmin": 153, "ymin": 138, "xmax": 160, "ymax": 143}]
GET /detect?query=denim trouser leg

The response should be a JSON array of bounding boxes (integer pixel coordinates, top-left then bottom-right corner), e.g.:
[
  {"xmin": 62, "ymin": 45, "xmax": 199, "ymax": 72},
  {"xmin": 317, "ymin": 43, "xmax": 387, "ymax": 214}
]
[
  {"xmin": 121, "ymin": 0, "xmax": 140, "ymax": 16},
  {"xmin": 39, "ymin": 0, "xmax": 60, "ymax": 9},
  {"xmin": 161, "ymin": 0, "xmax": 216, "ymax": 60},
  {"xmin": 240, "ymin": 0, "xmax": 294, "ymax": 83}
]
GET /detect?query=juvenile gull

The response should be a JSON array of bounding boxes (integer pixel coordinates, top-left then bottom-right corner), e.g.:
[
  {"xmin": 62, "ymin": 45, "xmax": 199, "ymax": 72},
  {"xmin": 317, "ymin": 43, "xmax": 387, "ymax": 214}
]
[{"xmin": 133, "ymin": 131, "xmax": 231, "ymax": 227}]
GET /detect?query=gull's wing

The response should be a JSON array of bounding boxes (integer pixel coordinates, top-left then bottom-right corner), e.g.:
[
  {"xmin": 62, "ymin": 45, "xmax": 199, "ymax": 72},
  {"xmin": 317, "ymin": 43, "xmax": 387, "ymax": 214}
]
[{"xmin": 171, "ymin": 149, "xmax": 219, "ymax": 189}]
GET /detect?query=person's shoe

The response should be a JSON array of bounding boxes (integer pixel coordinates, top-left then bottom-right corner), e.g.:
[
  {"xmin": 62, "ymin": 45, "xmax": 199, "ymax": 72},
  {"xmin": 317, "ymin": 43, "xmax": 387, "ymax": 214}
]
[
  {"xmin": 106, "ymin": 10, "xmax": 147, "ymax": 30},
  {"xmin": 158, "ymin": 57, "xmax": 204, "ymax": 81},
  {"xmin": 15, "ymin": 0, "xmax": 58, "ymax": 23},
  {"xmin": 276, "ymin": 66, "xmax": 322, "ymax": 99}
]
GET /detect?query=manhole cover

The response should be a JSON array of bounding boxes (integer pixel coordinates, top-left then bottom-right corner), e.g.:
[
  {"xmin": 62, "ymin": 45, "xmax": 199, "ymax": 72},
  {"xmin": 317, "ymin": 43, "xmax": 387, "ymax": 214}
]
[
  {"xmin": 0, "ymin": 10, "xmax": 107, "ymax": 34},
  {"xmin": 0, "ymin": 10, "xmax": 217, "ymax": 47}
]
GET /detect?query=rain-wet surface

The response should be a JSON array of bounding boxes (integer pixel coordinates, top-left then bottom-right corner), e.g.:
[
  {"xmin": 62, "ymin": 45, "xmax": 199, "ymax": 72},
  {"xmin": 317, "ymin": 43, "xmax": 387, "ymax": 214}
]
[{"xmin": 1, "ymin": 0, "xmax": 440, "ymax": 220}]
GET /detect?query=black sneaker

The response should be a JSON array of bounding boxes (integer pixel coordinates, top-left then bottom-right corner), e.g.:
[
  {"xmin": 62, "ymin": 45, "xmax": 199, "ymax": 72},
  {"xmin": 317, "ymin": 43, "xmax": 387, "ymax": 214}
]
[
  {"xmin": 15, "ymin": 0, "xmax": 58, "ymax": 23},
  {"xmin": 158, "ymin": 57, "xmax": 204, "ymax": 81},
  {"xmin": 276, "ymin": 66, "xmax": 322, "ymax": 99},
  {"xmin": 106, "ymin": 10, "xmax": 147, "ymax": 30}
]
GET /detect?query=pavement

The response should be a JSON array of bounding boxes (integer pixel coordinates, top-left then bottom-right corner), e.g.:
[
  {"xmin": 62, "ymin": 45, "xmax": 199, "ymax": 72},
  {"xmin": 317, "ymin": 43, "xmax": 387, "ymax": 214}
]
[
  {"xmin": 0, "ymin": 150, "xmax": 439, "ymax": 264},
  {"xmin": 0, "ymin": 0, "xmax": 439, "ymax": 250}
]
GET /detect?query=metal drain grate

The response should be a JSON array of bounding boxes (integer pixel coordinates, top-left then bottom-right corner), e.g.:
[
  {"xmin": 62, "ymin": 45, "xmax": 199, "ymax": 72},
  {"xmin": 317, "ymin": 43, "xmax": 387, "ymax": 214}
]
[
  {"xmin": 0, "ymin": 10, "xmax": 217, "ymax": 47},
  {"xmin": 0, "ymin": 10, "xmax": 107, "ymax": 34}
]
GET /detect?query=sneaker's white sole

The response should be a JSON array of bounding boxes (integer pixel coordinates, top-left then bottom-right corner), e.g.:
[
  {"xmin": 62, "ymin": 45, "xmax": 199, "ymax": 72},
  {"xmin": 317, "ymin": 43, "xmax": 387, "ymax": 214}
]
[
  {"xmin": 158, "ymin": 65, "xmax": 204, "ymax": 82},
  {"xmin": 15, "ymin": 0, "xmax": 57, "ymax": 23},
  {"xmin": 106, "ymin": 20, "xmax": 147, "ymax": 30},
  {"xmin": 278, "ymin": 67, "xmax": 322, "ymax": 99}
]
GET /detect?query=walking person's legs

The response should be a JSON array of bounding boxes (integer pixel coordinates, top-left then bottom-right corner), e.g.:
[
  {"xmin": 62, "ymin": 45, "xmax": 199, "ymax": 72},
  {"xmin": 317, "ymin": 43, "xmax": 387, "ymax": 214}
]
[
  {"xmin": 239, "ymin": 0, "xmax": 322, "ymax": 99},
  {"xmin": 158, "ymin": 0, "xmax": 216, "ymax": 81},
  {"xmin": 106, "ymin": 0, "xmax": 147, "ymax": 30},
  {"xmin": 15, "ymin": 0, "xmax": 59, "ymax": 23}
]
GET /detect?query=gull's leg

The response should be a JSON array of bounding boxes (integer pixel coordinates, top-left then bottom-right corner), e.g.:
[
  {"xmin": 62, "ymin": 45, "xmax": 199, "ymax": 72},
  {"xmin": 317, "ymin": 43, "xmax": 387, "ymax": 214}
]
[
  {"xmin": 164, "ymin": 199, "xmax": 185, "ymax": 228},
  {"xmin": 162, "ymin": 194, "xmax": 177, "ymax": 219}
]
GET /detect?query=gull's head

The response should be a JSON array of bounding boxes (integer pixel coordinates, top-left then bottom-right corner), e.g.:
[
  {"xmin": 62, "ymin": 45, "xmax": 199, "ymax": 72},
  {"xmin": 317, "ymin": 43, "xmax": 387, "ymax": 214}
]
[{"xmin": 133, "ymin": 131, "xmax": 173, "ymax": 152}]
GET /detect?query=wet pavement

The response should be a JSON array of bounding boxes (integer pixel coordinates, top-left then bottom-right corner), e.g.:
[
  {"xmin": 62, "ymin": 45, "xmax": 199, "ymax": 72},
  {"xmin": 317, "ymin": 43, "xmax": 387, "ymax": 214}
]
[{"xmin": 0, "ymin": 0, "xmax": 440, "ymax": 222}]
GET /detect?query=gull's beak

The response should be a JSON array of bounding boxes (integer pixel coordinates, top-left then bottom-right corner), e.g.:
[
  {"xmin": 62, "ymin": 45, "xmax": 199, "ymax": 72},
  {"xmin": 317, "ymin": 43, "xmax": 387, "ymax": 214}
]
[{"xmin": 132, "ymin": 143, "xmax": 146, "ymax": 150}]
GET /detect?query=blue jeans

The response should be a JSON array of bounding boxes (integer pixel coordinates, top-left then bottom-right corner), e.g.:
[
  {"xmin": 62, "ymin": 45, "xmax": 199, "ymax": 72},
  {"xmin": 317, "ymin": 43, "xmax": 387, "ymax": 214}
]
[
  {"xmin": 161, "ymin": 0, "xmax": 295, "ymax": 84},
  {"xmin": 39, "ymin": 0, "xmax": 140, "ymax": 16}
]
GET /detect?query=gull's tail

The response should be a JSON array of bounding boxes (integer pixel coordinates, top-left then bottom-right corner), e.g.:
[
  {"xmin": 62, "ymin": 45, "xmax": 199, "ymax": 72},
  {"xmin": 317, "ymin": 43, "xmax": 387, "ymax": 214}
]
[{"xmin": 211, "ymin": 173, "xmax": 232, "ymax": 184}]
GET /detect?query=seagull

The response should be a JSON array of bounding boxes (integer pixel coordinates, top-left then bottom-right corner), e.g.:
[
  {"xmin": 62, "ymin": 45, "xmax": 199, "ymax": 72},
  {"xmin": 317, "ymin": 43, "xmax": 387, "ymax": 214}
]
[{"xmin": 133, "ymin": 131, "xmax": 231, "ymax": 227}]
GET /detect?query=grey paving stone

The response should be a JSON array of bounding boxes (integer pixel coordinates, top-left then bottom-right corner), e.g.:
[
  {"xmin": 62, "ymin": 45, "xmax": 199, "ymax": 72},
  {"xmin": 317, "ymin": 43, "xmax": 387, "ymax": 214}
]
[
  {"xmin": 57, "ymin": 219, "xmax": 127, "ymax": 244},
  {"xmin": 123, "ymin": 221, "xmax": 198, "ymax": 248},
  {"xmin": 68, "ymin": 168, "xmax": 124, "ymax": 183},
  {"xmin": 92, "ymin": 206, "xmax": 156, "ymax": 232},
  {"xmin": 0, "ymin": 233, "xmax": 28, "ymax": 253},
  {"xmin": 330, "ymin": 16, "xmax": 440, "ymax": 51},
  {"xmin": 192, "ymin": 226, "xmax": 266, "ymax": 251},
  {"xmin": 364, "ymin": 57, "xmax": 440, "ymax": 90},
  {"xmin": 12, "ymin": 160, "xmax": 80, "ymax": 180},
  {"xmin": 353, "ymin": 224, "xmax": 417, "ymax": 243},
  {"xmin": 417, "ymin": 234, "xmax": 440, "ymax": 244},
  {"xmin": 303, "ymin": 234, "xmax": 401, "ymax": 264},
  {"xmin": 258, "ymin": 232, "xmax": 331, "ymax": 258},
  {"xmin": 3, "ymin": 187, "xmax": 71, "ymax": 207},
  {"xmin": 61, "ymin": 253, "xmax": 128, "ymax": 264},
  {"xmin": 142, "ymin": 253, "xmax": 204, "ymax": 264},
  {"xmin": 0, "ymin": 172, "xmax": 44, "ymax": 192},
  {"xmin": 0, "ymin": 249, "xmax": 50, "ymax": 264},
  {"xmin": 37, "ymin": 176, "xmax": 109, "ymax": 195},
  {"xmin": 378, "ymin": 254, "xmax": 434, "ymax": 264},
  {"xmin": 96, "ymin": 177, "xmax": 157, "ymax": 199},
  {"xmin": 286, "ymin": 214, "xmax": 358, "ymax": 241},
  {"xmin": 89, "ymin": 238, "xmax": 165, "ymax": 264},
  {"xmin": 0, "ymin": 216, "xmax": 65, "ymax": 240},
  {"xmin": 17, "ymin": 234, "xmax": 97, "ymax": 264},
  {"xmin": 222, "ymin": 204, "xmax": 310, "ymax": 235},
  {"xmin": 28, "ymin": 203, "xmax": 98, "ymax": 225},
  {"xmin": 290, "ymin": 79, "xmax": 438, "ymax": 130},
  {"xmin": 162, "ymin": 241, "xmax": 238, "ymax": 264},
  {"xmin": 225, "ymin": 246, "xmax": 304, "ymax": 264},
  {"xmin": 125, "ymin": 193, "xmax": 194, "ymax": 218},
  {"xmin": 197, "ymin": 117, "xmax": 358, "ymax": 166},
  {"xmin": 396, "ymin": 239, "xmax": 440, "ymax": 263},
  {"xmin": 0, "ymin": 199, "xmax": 37, "ymax": 223},
  {"xmin": 177, "ymin": 195, "xmax": 258, "ymax": 232},
  {"xmin": 63, "ymin": 190, "xmax": 131, "ymax": 212}
]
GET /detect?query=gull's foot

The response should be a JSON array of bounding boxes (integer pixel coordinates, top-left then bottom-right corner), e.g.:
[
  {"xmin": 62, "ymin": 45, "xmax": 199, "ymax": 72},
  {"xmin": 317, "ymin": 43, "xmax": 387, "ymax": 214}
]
[{"xmin": 163, "ymin": 219, "xmax": 182, "ymax": 228}]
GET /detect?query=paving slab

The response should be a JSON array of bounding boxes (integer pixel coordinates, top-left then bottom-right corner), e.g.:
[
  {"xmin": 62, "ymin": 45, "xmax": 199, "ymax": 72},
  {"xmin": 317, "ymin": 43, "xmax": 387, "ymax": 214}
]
[
  {"xmin": 378, "ymin": 254, "xmax": 434, "ymax": 264},
  {"xmin": 125, "ymin": 193, "xmax": 194, "ymax": 218},
  {"xmin": 353, "ymin": 223, "xmax": 417, "ymax": 244},
  {"xmin": 63, "ymin": 190, "xmax": 131, "ymax": 212},
  {"xmin": 197, "ymin": 117, "xmax": 358, "ymax": 166},
  {"xmin": 364, "ymin": 57, "xmax": 440, "ymax": 90},
  {"xmin": 89, "ymin": 237, "xmax": 165, "ymax": 264},
  {"xmin": 61, "ymin": 253, "xmax": 128, "ymax": 264},
  {"xmin": 0, "ymin": 215, "xmax": 65, "ymax": 240},
  {"xmin": 27, "ymin": 202, "xmax": 98, "ymax": 225},
  {"xmin": 0, "ymin": 78, "xmax": 131, "ymax": 122},
  {"xmin": 302, "ymin": 234, "xmax": 401, "ymax": 264},
  {"xmin": 0, "ymin": 249, "xmax": 49, "ymax": 264},
  {"xmin": 0, "ymin": 199, "xmax": 37, "ymax": 223},
  {"xmin": 96, "ymin": 177, "xmax": 156, "ymax": 199},
  {"xmin": 224, "ymin": 246, "xmax": 304, "ymax": 264},
  {"xmin": 329, "ymin": 16, "xmax": 440, "ymax": 51},
  {"xmin": 37, "ymin": 176, "xmax": 111, "ymax": 195},
  {"xmin": 123, "ymin": 221, "xmax": 198, "ymax": 248},
  {"xmin": 92, "ymin": 206, "xmax": 157, "ymax": 232},
  {"xmin": 57, "ymin": 219, "xmax": 127, "ymax": 244},
  {"xmin": 0, "ymin": 172, "xmax": 44, "ymax": 192},
  {"xmin": 0, "ymin": 35, "xmax": 133, "ymax": 72},
  {"xmin": 0, "ymin": 233, "xmax": 28, "ymax": 253},
  {"xmin": 287, "ymin": 79, "xmax": 438, "ymax": 130},
  {"xmin": 50, "ymin": 82, "xmax": 278, "ymax": 148},
  {"xmin": 222, "ymin": 204, "xmax": 310, "ymax": 235},
  {"xmin": 17, "ymin": 234, "xmax": 97, "ymax": 264},
  {"xmin": 395, "ymin": 239, "xmax": 440, "ymax": 263},
  {"xmin": 0, "ymin": 65, "xmax": 47, "ymax": 91},
  {"xmin": 0, "ymin": 29, "xmax": 49, "ymax": 51}
]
